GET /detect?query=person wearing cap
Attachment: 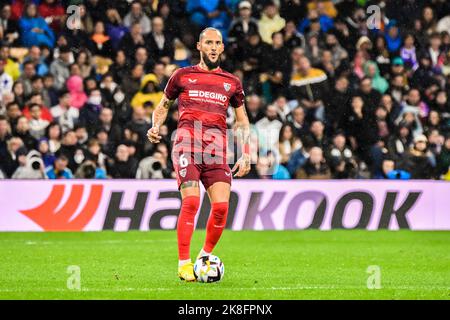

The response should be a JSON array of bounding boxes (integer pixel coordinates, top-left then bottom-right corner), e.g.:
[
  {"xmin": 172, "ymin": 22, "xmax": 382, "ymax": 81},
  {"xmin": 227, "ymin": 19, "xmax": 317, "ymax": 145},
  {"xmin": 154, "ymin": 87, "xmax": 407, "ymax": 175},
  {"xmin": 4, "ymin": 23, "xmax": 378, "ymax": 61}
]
[
  {"xmin": 397, "ymin": 134, "xmax": 435, "ymax": 179},
  {"xmin": 228, "ymin": 1, "xmax": 259, "ymax": 48},
  {"xmin": 258, "ymin": 1, "xmax": 286, "ymax": 44}
]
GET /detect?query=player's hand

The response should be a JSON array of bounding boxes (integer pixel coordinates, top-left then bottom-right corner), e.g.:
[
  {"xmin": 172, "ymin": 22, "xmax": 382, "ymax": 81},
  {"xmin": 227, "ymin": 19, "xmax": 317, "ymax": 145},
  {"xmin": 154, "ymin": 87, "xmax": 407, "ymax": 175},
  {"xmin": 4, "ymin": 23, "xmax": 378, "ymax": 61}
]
[
  {"xmin": 147, "ymin": 127, "xmax": 161, "ymax": 143},
  {"xmin": 231, "ymin": 154, "xmax": 251, "ymax": 177}
]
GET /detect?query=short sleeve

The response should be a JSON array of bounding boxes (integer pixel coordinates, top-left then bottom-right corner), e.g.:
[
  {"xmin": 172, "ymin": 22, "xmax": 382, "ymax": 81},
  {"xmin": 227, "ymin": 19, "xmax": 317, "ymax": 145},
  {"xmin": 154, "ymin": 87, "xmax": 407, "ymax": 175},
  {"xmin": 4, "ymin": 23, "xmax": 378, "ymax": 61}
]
[
  {"xmin": 164, "ymin": 68, "xmax": 182, "ymax": 100},
  {"xmin": 230, "ymin": 78, "xmax": 245, "ymax": 108}
]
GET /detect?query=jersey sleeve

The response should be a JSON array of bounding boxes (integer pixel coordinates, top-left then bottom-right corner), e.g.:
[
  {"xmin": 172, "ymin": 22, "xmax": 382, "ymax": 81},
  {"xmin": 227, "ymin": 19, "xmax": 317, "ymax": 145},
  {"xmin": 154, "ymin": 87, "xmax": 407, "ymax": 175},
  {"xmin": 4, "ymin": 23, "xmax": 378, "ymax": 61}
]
[
  {"xmin": 230, "ymin": 78, "xmax": 245, "ymax": 108},
  {"xmin": 164, "ymin": 68, "xmax": 182, "ymax": 100}
]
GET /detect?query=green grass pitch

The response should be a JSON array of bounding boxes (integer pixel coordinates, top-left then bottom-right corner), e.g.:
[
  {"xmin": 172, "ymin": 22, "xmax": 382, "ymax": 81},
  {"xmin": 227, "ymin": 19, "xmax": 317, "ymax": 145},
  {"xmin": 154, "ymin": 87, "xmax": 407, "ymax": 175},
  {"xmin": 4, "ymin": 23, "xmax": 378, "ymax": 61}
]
[{"xmin": 0, "ymin": 230, "xmax": 449, "ymax": 299}]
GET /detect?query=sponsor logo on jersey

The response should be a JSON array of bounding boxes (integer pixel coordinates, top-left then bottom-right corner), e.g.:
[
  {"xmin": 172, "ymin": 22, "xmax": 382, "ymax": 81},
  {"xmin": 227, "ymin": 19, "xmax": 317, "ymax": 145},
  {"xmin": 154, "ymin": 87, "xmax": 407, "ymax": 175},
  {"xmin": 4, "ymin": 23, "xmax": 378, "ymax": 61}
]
[
  {"xmin": 188, "ymin": 78, "xmax": 197, "ymax": 83},
  {"xmin": 188, "ymin": 90, "xmax": 228, "ymax": 102},
  {"xmin": 223, "ymin": 82, "xmax": 231, "ymax": 92}
]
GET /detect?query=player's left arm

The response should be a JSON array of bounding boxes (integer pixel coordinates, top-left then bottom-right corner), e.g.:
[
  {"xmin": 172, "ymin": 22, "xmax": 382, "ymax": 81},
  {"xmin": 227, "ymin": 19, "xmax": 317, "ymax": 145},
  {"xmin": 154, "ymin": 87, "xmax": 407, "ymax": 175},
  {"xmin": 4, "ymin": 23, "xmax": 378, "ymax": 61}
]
[{"xmin": 231, "ymin": 105, "xmax": 251, "ymax": 177}]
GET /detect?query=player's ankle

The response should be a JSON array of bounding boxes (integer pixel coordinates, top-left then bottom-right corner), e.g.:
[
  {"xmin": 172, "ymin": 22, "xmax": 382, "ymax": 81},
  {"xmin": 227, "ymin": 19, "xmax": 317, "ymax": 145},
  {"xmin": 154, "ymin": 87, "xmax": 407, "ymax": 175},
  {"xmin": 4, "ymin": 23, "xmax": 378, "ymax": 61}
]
[
  {"xmin": 198, "ymin": 249, "xmax": 211, "ymax": 258},
  {"xmin": 178, "ymin": 259, "xmax": 191, "ymax": 267}
]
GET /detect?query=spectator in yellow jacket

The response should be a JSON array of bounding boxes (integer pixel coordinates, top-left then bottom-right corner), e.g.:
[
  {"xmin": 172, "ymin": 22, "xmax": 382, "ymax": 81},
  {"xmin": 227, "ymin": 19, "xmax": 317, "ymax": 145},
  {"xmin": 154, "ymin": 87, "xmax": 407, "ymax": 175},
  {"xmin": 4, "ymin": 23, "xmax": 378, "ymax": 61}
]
[
  {"xmin": 130, "ymin": 73, "xmax": 163, "ymax": 110},
  {"xmin": 258, "ymin": 2, "xmax": 285, "ymax": 45}
]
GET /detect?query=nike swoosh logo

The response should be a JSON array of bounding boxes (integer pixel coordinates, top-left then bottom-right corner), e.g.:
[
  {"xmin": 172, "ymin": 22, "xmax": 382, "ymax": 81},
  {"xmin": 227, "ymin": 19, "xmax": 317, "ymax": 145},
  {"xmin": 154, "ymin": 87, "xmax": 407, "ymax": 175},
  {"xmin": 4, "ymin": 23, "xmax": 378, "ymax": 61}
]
[{"xmin": 225, "ymin": 172, "xmax": 231, "ymax": 176}]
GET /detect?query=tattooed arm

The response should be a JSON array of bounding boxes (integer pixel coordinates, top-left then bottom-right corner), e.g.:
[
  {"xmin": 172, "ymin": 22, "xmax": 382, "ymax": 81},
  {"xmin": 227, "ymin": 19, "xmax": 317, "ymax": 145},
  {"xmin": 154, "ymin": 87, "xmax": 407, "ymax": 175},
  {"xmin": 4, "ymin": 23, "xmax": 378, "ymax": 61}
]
[
  {"xmin": 231, "ymin": 105, "xmax": 251, "ymax": 177},
  {"xmin": 147, "ymin": 94, "xmax": 174, "ymax": 143}
]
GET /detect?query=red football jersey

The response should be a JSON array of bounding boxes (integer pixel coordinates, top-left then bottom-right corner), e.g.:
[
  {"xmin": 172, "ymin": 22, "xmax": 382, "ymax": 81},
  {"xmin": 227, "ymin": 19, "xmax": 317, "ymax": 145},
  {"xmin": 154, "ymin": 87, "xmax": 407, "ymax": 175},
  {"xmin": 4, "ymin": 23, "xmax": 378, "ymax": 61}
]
[{"xmin": 164, "ymin": 65, "xmax": 245, "ymax": 158}]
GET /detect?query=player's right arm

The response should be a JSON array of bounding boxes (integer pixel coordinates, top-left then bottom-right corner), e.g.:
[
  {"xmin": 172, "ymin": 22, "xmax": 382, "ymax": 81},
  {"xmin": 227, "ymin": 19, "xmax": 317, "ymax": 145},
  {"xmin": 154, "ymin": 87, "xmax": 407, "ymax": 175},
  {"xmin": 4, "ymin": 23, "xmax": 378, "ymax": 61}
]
[
  {"xmin": 147, "ymin": 68, "xmax": 182, "ymax": 144},
  {"xmin": 147, "ymin": 94, "xmax": 174, "ymax": 143}
]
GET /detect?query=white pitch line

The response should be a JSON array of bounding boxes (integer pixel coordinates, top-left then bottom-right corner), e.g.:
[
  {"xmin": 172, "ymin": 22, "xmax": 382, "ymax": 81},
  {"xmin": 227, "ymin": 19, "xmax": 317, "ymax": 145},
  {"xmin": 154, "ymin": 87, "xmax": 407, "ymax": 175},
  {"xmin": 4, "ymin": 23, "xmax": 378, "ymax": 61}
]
[
  {"xmin": 0, "ymin": 285, "xmax": 449, "ymax": 293},
  {"xmin": 16, "ymin": 239, "xmax": 174, "ymax": 245}
]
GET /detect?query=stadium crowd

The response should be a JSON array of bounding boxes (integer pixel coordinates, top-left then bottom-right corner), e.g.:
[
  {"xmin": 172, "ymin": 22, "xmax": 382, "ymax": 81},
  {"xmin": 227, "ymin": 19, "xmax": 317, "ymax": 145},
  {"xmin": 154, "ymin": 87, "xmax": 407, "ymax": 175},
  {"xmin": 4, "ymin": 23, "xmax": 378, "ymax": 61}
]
[{"xmin": 0, "ymin": 0, "xmax": 449, "ymax": 180}]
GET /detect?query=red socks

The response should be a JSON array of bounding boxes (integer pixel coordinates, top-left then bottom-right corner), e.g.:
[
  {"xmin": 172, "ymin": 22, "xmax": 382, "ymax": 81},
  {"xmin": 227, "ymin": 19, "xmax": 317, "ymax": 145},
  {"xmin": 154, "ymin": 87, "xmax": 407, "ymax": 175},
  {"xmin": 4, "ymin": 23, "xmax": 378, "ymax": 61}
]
[
  {"xmin": 177, "ymin": 196, "xmax": 200, "ymax": 260},
  {"xmin": 203, "ymin": 202, "xmax": 229, "ymax": 253},
  {"xmin": 177, "ymin": 198, "xmax": 229, "ymax": 260}
]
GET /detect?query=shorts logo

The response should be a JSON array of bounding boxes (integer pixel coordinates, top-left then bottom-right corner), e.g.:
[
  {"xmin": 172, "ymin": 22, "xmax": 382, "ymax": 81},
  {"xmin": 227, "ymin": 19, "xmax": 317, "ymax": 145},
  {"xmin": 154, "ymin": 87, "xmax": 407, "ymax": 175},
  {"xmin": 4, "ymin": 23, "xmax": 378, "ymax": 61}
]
[
  {"xmin": 223, "ymin": 82, "xmax": 231, "ymax": 92},
  {"xmin": 179, "ymin": 168, "xmax": 187, "ymax": 177}
]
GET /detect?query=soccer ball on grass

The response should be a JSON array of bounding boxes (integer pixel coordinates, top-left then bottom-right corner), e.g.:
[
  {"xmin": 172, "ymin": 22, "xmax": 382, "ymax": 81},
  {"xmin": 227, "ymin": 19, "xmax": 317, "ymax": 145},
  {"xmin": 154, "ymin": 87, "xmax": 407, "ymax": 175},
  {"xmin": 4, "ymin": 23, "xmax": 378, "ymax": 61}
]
[{"xmin": 194, "ymin": 255, "xmax": 224, "ymax": 283}]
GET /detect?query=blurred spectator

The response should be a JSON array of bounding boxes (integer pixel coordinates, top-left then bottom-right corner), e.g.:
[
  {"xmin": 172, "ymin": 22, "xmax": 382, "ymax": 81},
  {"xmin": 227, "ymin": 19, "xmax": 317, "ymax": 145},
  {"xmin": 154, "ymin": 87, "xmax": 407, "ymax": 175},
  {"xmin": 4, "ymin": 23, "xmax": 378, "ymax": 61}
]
[
  {"xmin": 136, "ymin": 149, "xmax": 171, "ymax": 179},
  {"xmin": 37, "ymin": 138, "xmax": 55, "ymax": 168},
  {"xmin": 298, "ymin": 8, "xmax": 333, "ymax": 34},
  {"xmin": 278, "ymin": 123, "xmax": 301, "ymax": 166},
  {"xmin": 340, "ymin": 95, "xmax": 378, "ymax": 165},
  {"xmin": 19, "ymin": 3, "xmax": 55, "ymax": 48},
  {"xmin": 108, "ymin": 144, "xmax": 138, "ymax": 178},
  {"xmin": 123, "ymin": 1, "xmax": 152, "ymax": 35},
  {"xmin": 50, "ymin": 90, "xmax": 79, "ymax": 133},
  {"xmin": 1, "ymin": 136, "xmax": 25, "ymax": 177},
  {"xmin": 28, "ymin": 103, "xmax": 49, "ymax": 139},
  {"xmin": 290, "ymin": 56, "xmax": 328, "ymax": 122},
  {"xmin": 255, "ymin": 104, "xmax": 282, "ymax": 154},
  {"xmin": 119, "ymin": 22, "xmax": 146, "ymax": 60},
  {"xmin": 0, "ymin": 59, "xmax": 13, "ymax": 100},
  {"xmin": 45, "ymin": 154, "xmax": 73, "ymax": 179},
  {"xmin": 88, "ymin": 20, "xmax": 114, "ymax": 58},
  {"xmin": 105, "ymin": 8, "xmax": 128, "ymax": 50},
  {"xmin": 228, "ymin": 1, "xmax": 259, "ymax": 50},
  {"xmin": 364, "ymin": 61, "xmax": 389, "ymax": 94},
  {"xmin": 0, "ymin": 45, "xmax": 20, "ymax": 81},
  {"xmin": 12, "ymin": 149, "xmax": 46, "ymax": 179},
  {"xmin": 75, "ymin": 159, "xmax": 107, "ymax": 179},
  {"xmin": 56, "ymin": 129, "xmax": 84, "ymax": 172},
  {"xmin": 374, "ymin": 157, "xmax": 396, "ymax": 179},
  {"xmin": 0, "ymin": 4, "xmax": 20, "ymax": 46},
  {"xmin": 258, "ymin": 1, "xmax": 285, "ymax": 45},
  {"xmin": 14, "ymin": 116, "xmax": 37, "ymax": 151},
  {"xmin": 437, "ymin": 135, "xmax": 450, "ymax": 178},
  {"xmin": 326, "ymin": 131, "xmax": 357, "ymax": 179},
  {"xmin": 131, "ymin": 73, "xmax": 163, "ymax": 109},
  {"xmin": 79, "ymin": 88, "xmax": 103, "ymax": 136},
  {"xmin": 66, "ymin": 75, "xmax": 88, "ymax": 109},
  {"xmin": 38, "ymin": 0, "xmax": 65, "ymax": 33},
  {"xmin": 397, "ymin": 134, "xmax": 435, "ymax": 179},
  {"xmin": 145, "ymin": 16, "xmax": 174, "ymax": 63},
  {"xmin": 50, "ymin": 45, "xmax": 71, "ymax": 90},
  {"xmin": 387, "ymin": 122, "xmax": 412, "ymax": 162},
  {"xmin": 97, "ymin": 107, "xmax": 121, "ymax": 145},
  {"xmin": 296, "ymin": 146, "xmax": 331, "ymax": 179}
]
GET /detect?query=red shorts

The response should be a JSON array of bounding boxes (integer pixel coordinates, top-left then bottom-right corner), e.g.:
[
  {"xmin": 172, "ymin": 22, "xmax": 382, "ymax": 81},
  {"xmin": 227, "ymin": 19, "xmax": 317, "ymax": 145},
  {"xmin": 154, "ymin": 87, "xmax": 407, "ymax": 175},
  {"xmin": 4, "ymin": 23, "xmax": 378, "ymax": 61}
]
[{"xmin": 172, "ymin": 150, "xmax": 232, "ymax": 190}]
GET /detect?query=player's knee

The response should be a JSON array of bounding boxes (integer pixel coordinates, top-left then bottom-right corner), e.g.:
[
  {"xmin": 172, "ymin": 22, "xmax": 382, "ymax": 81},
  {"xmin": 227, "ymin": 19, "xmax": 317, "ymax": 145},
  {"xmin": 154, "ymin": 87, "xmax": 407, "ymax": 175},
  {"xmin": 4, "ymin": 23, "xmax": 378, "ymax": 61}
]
[
  {"xmin": 181, "ymin": 196, "xmax": 200, "ymax": 215},
  {"xmin": 211, "ymin": 202, "xmax": 228, "ymax": 223}
]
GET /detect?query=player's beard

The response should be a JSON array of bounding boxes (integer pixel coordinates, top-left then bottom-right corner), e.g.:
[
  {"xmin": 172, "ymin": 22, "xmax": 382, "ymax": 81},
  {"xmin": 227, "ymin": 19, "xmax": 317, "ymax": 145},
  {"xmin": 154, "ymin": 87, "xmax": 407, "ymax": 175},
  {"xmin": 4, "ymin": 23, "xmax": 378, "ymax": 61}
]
[{"xmin": 201, "ymin": 52, "xmax": 221, "ymax": 70}]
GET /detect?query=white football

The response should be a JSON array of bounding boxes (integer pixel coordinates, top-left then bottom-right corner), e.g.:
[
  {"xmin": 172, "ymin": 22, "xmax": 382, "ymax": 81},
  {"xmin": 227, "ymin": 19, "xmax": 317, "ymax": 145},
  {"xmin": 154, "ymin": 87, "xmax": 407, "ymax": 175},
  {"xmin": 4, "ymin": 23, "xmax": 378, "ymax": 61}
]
[{"xmin": 194, "ymin": 255, "xmax": 224, "ymax": 283}]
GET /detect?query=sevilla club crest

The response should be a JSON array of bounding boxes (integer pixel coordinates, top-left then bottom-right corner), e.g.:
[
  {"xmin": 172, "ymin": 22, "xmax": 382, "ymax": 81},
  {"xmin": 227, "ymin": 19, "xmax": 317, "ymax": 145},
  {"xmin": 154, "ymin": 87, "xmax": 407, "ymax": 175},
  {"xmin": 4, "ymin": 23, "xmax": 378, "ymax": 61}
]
[{"xmin": 223, "ymin": 82, "xmax": 231, "ymax": 92}]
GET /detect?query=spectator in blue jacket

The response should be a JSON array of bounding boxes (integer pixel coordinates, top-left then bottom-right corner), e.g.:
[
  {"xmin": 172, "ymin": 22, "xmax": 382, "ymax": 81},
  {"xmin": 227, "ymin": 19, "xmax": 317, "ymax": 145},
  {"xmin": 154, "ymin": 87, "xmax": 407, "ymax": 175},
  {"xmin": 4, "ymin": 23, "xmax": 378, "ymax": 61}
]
[
  {"xmin": 45, "ymin": 154, "xmax": 73, "ymax": 179},
  {"xmin": 298, "ymin": 9, "xmax": 334, "ymax": 34},
  {"xmin": 19, "ymin": 3, "xmax": 55, "ymax": 48}
]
